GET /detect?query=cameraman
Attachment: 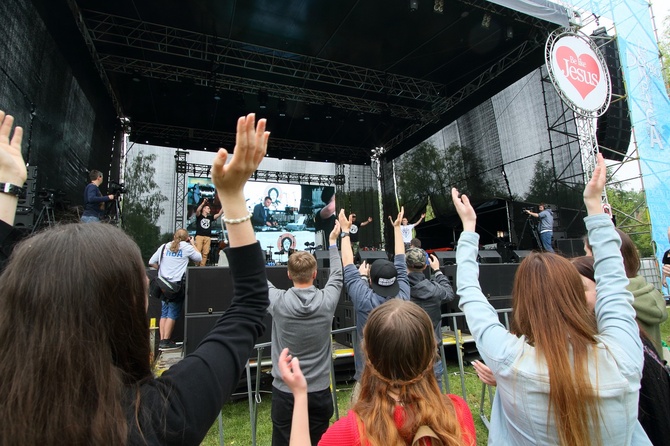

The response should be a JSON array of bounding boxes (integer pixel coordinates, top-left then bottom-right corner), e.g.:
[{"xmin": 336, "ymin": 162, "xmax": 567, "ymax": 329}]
[
  {"xmin": 81, "ymin": 170, "xmax": 115, "ymax": 223},
  {"xmin": 523, "ymin": 203, "xmax": 554, "ymax": 252}
]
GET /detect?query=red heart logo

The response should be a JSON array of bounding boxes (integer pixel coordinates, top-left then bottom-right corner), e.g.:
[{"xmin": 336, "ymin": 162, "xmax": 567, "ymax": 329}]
[{"xmin": 556, "ymin": 46, "xmax": 600, "ymax": 99}]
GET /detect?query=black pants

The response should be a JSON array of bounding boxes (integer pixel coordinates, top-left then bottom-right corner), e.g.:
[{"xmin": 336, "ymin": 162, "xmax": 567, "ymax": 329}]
[{"xmin": 271, "ymin": 386, "xmax": 333, "ymax": 446}]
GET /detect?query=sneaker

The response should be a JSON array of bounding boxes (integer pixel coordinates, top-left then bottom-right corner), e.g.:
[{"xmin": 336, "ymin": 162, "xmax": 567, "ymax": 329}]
[{"xmin": 159, "ymin": 340, "xmax": 180, "ymax": 351}]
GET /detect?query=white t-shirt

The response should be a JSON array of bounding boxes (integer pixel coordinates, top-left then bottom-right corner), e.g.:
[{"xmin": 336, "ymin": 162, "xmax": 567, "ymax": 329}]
[
  {"xmin": 149, "ymin": 241, "xmax": 202, "ymax": 282},
  {"xmin": 400, "ymin": 224, "xmax": 415, "ymax": 243}
]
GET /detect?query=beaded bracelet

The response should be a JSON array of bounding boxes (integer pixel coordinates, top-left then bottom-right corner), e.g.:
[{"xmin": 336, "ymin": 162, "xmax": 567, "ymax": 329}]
[{"xmin": 223, "ymin": 213, "xmax": 253, "ymax": 225}]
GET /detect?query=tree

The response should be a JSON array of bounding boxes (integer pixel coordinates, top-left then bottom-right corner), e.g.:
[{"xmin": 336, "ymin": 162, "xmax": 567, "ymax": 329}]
[
  {"xmin": 121, "ymin": 151, "xmax": 168, "ymax": 262},
  {"xmin": 606, "ymin": 187, "xmax": 653, "ymax": 257},
  {"xmin": 660, "ymin": 14, "xmax": 670, "ymax": 95}
]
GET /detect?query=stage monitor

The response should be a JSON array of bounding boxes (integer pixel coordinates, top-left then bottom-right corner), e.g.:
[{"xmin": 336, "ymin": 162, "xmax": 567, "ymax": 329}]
[
  {"xmin": 511, "ymin": 250, "xmax": 532, "ymax": 263},
  {"xmin": 315, "ymin": 250, "xmax": 331, "ymax": 268},
  {"xmin": 478, "ymin": 250, "xmax": 502, "ymax": 264},
  {"xmin": 434, "ymin": 251, "xmax": 457, "ymax": 266},
  {"xmin": 359, "ymin": 251, "xmax": 389, "ymax": 264}
]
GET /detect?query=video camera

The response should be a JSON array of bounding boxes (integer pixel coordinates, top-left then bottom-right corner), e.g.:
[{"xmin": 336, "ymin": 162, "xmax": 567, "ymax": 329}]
[{"xmin": 108, "ymin": 180, "xmax": 126, "ymax": 195}]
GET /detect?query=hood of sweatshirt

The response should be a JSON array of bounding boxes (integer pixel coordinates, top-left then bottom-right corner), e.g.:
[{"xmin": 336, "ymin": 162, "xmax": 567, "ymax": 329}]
[
  {"xmin": 408, "ymin": 271, "xmax": 435, "ymax": 301},
  {"xmin": 281, "ymin": 286, "xmax": 325, "ymax": 317},
  {"xmin": 628, "ymin": 275, "xmax": 668, "ymax": 326}
]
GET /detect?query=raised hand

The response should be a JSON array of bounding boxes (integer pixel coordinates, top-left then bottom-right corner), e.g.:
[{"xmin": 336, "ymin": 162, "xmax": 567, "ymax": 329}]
[
  {"xmin": 451, "ymin": 188, "xmax": 476, "ymax": 232},
  {"xmin": 338, "ymin": 209, "xmax": 352, "ymax": 232},
  {"xmin": 358, "ymin": 261, "xmax": 371, "ymax": 277},
  {"xmin": 473, "ymin": 360, "xmax": 497, "ymax": 387},
  {"xmin": 0, "ymin": 111, "xmax": 26, "ymax": 186},
  {"xmin": 429, "ymin": 254, "xmax": 440, "ymax": 272},
  {"xmin": 277, "ymin": 348, "xmax": 307, "ymax": 394},
  {"xmin": 389, "ymin": 206, "xmax": 405, "ymax": 227},
  {"xmin": 328, "ymin": 220, "xmax": 341, "ymax": 245},
  {"xmin": 212, "ymin": 114, "xmax": 269, "ymax": 198},
  {"xmin": 583, "ymin": 153, "xmax": 606, "ymax": 215}
]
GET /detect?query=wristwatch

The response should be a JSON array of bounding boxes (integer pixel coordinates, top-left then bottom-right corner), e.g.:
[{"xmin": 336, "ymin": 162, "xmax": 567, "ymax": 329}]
[
  {"xmin": 0, "ymin": 182, "xmax": 26, "ymax": 199},
  {"xmin": 340, "ymin": 231, "xmax": 350, "ymax": 238}
]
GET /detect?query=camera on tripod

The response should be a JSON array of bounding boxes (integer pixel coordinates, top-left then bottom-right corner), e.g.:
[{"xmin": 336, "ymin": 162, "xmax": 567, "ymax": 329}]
[
  {"xmin": 39, "ymin": 188, "xmax": 56, "ymax": 200},
  {"xmin": 108, "ymin": 181, "xmax": 126, "ymax": 195}
]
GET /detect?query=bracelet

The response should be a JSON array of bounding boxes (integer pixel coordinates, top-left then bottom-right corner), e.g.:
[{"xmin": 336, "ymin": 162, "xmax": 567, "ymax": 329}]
[
  {"xmin": 223, "ymin": 213, "xmax": 253, "ymax": 225},
  {"xmin": 0, "ymin": 182, "xmax": 26, "ymax": 199}
]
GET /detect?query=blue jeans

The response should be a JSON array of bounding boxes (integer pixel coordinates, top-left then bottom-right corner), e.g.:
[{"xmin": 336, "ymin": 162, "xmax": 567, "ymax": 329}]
[
  {"xmin": 434, "ymin": 357, "xmax": 444, "ymax": 392},
  {"xmin": 540, "ymin": 231, "xmax": 554, "ymax": 252},
  {"xmin": 161, "ymin": 300, "xmax": 184, "ymax": 320},
  {"xmin": 81, "ymin": 215, "xmax": 100, "ymax": 223}
]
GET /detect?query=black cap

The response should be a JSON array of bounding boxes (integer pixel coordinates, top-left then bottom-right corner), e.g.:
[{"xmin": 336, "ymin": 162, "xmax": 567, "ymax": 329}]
[{"xmin": 369, "ymin": 259, "xmax": 399, "ymax": 298}]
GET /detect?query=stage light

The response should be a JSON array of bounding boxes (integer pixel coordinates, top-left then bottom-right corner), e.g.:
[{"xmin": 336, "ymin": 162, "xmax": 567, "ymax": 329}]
[
  {"xmin": 409, "ymin": 0, "xmax": 418, "ymax": 12},
  {"xmin": 324, "ymin": 103, "xmax": 333, "ymax": 119},
  {"xmin": 433, "ymin": 0, "xmax": 443, "ymax": 14},
  {"xmin": 131, "ymin": 70, "xmax": 141, "ymax": 82},
  {"xmin": 357, "ymin": 112, "xmax": 365, "ymax": 122},
  {"xmin": 506, "ymin": 26, "xmax": 513, "ymax": 40},
  {"xmin": 213, "ymin": 91, "xmax": 221, "ymax": 101},
  {"xmin": 258, "ymin": 90, "xmax": 268, "ymax": 109},
  {"xmin": 278, "ymin": 99, "xmax": 287, "ymax": 117},
  {"xmin": 303, "ymin": 104, "xmax": 311, "ymax": 120}
]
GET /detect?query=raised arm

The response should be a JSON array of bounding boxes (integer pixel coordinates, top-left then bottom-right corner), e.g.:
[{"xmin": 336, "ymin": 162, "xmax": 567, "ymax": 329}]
[
  {"xmin": 277, "ymin": 348, "xmax": 311, "ymax": 446},
  {"xmin": 390, "ymin": 206, "xmax": 405, "ymax": 256},
  {"xmin": 0, "ymin": 112, "xmax": 26, "ymax": 227},
  {"xmin": 338, "ymin": 209, "xmax": 354, "ymax": 267},
  {"xmin": 360, "ymin": 216, "xmax": 372, "ymax": 227},
  {"xmin": 213, "ymin": 208, "xmax": 224, "ymax": 220},
  {"xmin": 212, "ymin": 115, "xmax": 269, "ymax": 247},
  {"xmin": 413, "ymin": 212, "xmax": 425, "ymax": 225},
  {"xmin": 196, "ymin": 199, "xmax": 206, "ymax": 217}
]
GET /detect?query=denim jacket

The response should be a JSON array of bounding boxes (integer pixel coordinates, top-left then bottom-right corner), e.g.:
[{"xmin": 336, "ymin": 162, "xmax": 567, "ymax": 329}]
[{"xmin": 456, "ymin": 214, "xmax": 651, "ymax": 445}]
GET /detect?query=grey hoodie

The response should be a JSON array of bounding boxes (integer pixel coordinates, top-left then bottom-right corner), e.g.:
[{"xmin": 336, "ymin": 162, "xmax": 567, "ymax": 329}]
[{"xmin": 267, "ymin": 246, "xmax": 342, "ymax": 393}]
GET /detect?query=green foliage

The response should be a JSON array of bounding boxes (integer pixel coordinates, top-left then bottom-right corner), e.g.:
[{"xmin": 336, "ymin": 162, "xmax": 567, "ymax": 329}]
[
  {"xmin": 121, "ymin": 151, "xmax": 168, "ymax": 262},
  {"xmin": 525, "ymin": 159, "xmax": 583, "ymax": 209},
  {"xmin": 395, "ymin": 141, "xmax": 504, "ymax": 218},
  {"xmin": 606, "ymin": 188, "xmax": 653, "ymax": 257}
]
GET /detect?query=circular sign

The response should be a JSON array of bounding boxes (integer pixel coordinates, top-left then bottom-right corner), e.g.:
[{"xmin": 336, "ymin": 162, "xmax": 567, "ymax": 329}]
[
  {"xmin": 277, "ymin": 233, "xmax": 296, "ymax": 252},
  {"xmin": 545, "ymin": 29, "xmax": 611, "ymax": 116}
]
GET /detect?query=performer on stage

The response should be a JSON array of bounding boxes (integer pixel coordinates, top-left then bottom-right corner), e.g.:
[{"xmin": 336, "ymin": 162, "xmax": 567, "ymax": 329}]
[
  {"xmin": 194, "ymin": 198, "xmax": 223, "ymax": 266},
  {"xmin": 252, "ymin": 196, "xmax": 278, "ymax": 228}
]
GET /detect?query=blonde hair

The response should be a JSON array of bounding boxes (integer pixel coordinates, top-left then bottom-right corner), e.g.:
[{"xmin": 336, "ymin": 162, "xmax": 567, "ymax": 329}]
[
  {"xmin": 170, "ymin": 229, "xmax": 189, "ymax": 252},
  {"xmin": 287, "ymin": 251, "xmax": 317, "ymax": 284}
]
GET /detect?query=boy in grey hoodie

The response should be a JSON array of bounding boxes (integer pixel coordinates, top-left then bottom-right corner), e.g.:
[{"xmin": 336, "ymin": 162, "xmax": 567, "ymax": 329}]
[
  {"xmin": 267, "ymin": 222, "xmax": 342, "ymax": 446},
  {"xmin": 406, "ymin": 247, "xmax": 455, "ymax": 391}
]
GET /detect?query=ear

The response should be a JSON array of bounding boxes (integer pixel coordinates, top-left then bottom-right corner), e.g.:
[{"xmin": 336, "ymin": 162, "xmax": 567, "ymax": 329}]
[
  {"xmin": 312, "ymin": 270, "xmax": 317, "ymax": 280},
  {"xmin": 287, "ymin": 271, "xmax": 292, "ymax": 279}
]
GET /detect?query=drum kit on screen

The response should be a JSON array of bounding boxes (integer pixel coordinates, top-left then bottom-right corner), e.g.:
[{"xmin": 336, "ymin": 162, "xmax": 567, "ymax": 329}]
[{"xmin": 264, "ymin": 239, "xmax": 319, "ymax": 266}]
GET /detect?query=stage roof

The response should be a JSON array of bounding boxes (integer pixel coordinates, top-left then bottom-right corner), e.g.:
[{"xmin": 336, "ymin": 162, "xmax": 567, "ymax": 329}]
[{"xmin": 45, "ymin": 0, "xmax": 569, "ymax": 165}]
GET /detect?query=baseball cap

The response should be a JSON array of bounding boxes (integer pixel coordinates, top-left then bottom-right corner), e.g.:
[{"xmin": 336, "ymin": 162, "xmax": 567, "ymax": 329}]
[
  {"xmin": 406, "ymin": 247, "xmax": 427, "ymax": 269},
  {"xmin": 369, "ymin": 259, "xmax": 399, "ymax": 298}
]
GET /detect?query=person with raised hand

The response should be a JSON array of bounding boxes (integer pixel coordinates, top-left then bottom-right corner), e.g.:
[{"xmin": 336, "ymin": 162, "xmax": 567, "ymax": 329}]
[
  {"xmin": 0, "ymin": 113, "xmax": 271, "ymax": 445},
  {"xmin": 451, "ymin": 153, "xmax": 651, "ymax": 445},
  {"xmin": 0, "ymin": 111, "xmax": 27, "ymax": 270},
  {"xmin": 278, "ymin": 299, "xmax": 476, "ymax": 446}
]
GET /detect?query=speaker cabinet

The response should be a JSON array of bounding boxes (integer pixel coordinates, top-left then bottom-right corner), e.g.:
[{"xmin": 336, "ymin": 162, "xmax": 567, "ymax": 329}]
[
  {"xmin": 358, "ymin": 251, "xmax": 389, "ymax": 263},
  {"xmin": 434, "ymin": 251, "xmax": 457, "ymax": 265},
  {"xmin": 555, "ymin": 238, "xmax": 585, "ymax": 258},
  {"xmin": 511, "ymin": 250, "xmax": 532, "ymax": 263},
  {"xmin": 314, "ymin": 250, "xmax": 331, "ymax": 268},
  {"xmin": 591, "ymin": 30, "xmax": 631, "ymax": 162},
  {"xmin": 477, "ymin": 250, "xmax": 502, "ymax": 264}
]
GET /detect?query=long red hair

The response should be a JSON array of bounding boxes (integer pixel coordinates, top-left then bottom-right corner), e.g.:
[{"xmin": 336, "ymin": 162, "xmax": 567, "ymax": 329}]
[{"xmin": 511, "ymin": 252, "xmax": 600, "ymax": 446}]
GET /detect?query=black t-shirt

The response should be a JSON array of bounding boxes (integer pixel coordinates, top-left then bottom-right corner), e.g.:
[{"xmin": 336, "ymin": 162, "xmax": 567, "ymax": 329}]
[
  {"xmin": 350, "ymin": 223, "xmax": 359, "ymax": 242},
  {"xmin": 314, "ymin": 210, "xmax": 335, "ymax": 234},
  {"xmin": 196, "ymin": 215, "xmax": 213, "ymax": 237}
]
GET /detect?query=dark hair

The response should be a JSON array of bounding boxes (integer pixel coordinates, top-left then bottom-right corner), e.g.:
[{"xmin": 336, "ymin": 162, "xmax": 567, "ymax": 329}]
[
  {"xmin": 571, "ymin": 256, "xmax": 595, "ymax": 283},
  {"xmin": 264, "ymin": 196, "xmax": 272, "ymax": 202},
  {"xmin": 615, "ymin": 228, "xmax": 640, "ymax": 278},
  {"xmin": 89, "ymin": 169, "xmax": 103, "ymax": 182},
  {"xmin": 0, "ymin": 223, "xmax": 151, "ymax": 445},
  {"xmin": 410, "ymin": 238, "xmax": 422, "ymax": 248}
]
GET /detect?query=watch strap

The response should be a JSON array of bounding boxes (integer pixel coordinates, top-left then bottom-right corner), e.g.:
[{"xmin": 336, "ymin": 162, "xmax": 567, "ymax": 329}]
[{"xmin": 0, "ymin": 182, "xmax": 26, "ymax": 199}]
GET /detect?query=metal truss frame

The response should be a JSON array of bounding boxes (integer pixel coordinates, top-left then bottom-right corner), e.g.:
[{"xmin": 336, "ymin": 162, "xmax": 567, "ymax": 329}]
[
  {"xmin": 132, "ymin": 121, "xmax": 368, "ymax": 162},
  {"xmin": 174, "ymin": 150, "xmax": 188, "ymax": 231}
]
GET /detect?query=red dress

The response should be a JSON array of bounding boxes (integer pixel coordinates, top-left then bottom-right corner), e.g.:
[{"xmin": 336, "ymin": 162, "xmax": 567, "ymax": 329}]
[{"xmin": 318, "ymin": 394, "xmax": 476, "ymax": 445}]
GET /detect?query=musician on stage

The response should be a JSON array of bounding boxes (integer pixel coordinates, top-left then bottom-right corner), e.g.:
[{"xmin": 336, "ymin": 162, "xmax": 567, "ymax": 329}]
[
  {"xmin": 194, "ymin": 198, "xmax": 223, "ymax": 266},
  {"xmin": 252, "ymin": 196, "xmax": 278, "ymax": 228}
]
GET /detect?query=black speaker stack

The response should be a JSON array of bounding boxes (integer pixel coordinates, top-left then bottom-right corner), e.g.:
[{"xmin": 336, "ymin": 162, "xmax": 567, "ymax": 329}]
[
  {"xmin": 14, "ymin": 166, "xmax": 38, "ymax": 230},
  {"xmin": 591, "ymin": 28, "xmax": 631, "ymax": 162}
]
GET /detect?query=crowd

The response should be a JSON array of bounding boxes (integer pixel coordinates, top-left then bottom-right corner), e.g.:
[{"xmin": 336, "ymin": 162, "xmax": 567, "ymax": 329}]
[{"xmin": 0, "ymin": 109, "xmax": 668, "ymax": 446}]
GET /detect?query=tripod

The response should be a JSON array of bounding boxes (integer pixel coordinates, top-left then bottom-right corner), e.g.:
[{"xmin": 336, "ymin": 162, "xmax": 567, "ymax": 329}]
[
  {"xmin": 519, "ymin": 215, "xmax": 543, "ymax": 251},
  {"xmin": 32, "ymin": 200, "xmax": 55, "ymax": 234}
]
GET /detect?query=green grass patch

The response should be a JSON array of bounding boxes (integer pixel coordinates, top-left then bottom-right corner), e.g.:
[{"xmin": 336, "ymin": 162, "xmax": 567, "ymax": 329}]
[{"xmin": 201, "ymin": 364, "xmax": 491, "ymax": 445}]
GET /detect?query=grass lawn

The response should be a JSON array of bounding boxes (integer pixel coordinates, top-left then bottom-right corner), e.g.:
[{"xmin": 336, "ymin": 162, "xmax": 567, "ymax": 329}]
[
  {"xmin": 200, "ymin": 308, "xmax": 670, "ymax": 446},
  {"xmin": 200, "ymin": 363, "xmax": 492, "ymax": 446}
]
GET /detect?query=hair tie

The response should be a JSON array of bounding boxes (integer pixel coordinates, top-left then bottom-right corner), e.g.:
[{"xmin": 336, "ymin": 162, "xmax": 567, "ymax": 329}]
[{"xmin": 365, "ymin": 358, "xmax": 433, "ymax": 387}]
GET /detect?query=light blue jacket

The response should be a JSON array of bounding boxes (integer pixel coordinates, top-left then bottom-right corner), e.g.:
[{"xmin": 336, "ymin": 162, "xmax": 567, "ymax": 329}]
[{"xmin": 456, "ymin": 214, "xmax": 651, "ymax": 445}]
